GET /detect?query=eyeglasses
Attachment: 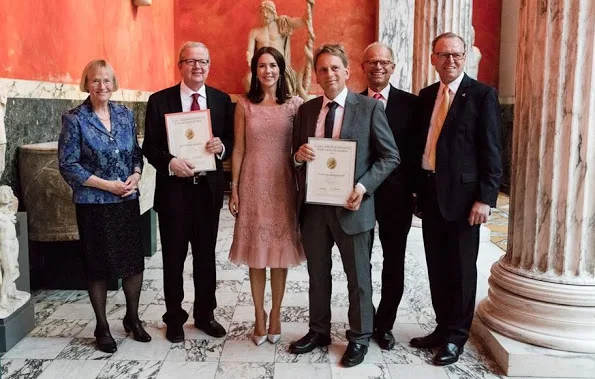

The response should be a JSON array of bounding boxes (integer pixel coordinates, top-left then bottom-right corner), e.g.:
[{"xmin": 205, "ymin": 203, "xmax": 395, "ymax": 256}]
[
  {"xmin": 434, "ymin": 52, "xmax": 465, "ymax": 61},
  {"xmin": 180, "ymin": 59, "xmax": 210, "ymax": 67},
  {"xmin": 363, "ymin": 60, "xmax": 394, "ymax": 68},
  {"xmin": 89, "ymin": 79, "xmax": 113, "ymax": 87}
]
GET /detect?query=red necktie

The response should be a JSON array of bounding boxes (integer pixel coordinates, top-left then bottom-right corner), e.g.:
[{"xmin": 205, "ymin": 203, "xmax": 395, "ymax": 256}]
[
  {"xmin": 373, "ymin": 92, "xmax": 383, "ymax": 100},
  {"xmin": 191, "ymin": 93, "xmax": 201, "ymax": 111}
]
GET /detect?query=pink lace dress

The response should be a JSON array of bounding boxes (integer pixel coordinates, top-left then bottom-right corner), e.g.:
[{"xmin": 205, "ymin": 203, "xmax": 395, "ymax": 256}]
[{"xmin": 228, "ymin": 96, "xmax": 305, "ymax": 268}]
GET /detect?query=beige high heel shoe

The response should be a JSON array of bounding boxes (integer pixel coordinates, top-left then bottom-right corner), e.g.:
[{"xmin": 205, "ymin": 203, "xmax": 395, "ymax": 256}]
[{"xmin": 251, "ymin": 312, "xmax": 267, "ymax": 346}]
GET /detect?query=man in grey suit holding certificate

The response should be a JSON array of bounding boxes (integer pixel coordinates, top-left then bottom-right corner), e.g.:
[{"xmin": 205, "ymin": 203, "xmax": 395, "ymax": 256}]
[{"xmin": 290, "ymin": 44, "xmax": 399, "ymax": 367}]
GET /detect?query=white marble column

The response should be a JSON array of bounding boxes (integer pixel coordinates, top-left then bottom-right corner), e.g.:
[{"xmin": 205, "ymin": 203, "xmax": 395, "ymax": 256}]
[
  {"xmin": 377, "ymin": 0, "xmax": 415, "ymax": 92},
  {"xmin": 411, "ymin": 0, "xmax": 473, "ymax": 94},
  {"xmin": 477, "ymin": 0, "xmax": 595, "ymax": 354}
]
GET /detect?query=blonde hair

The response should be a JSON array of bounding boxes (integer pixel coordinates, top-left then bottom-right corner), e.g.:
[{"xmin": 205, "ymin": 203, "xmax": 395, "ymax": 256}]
[
  {"xmin": 79, "ymin": 60, "xmax": 119, "ymax": 92},
  {"xmin": 177, "ymin": 41, "xmax": 210, "ymax": 64},
  {"xmin": 314, "ymin": 44, "xmax": 349, "ymax": 69}
]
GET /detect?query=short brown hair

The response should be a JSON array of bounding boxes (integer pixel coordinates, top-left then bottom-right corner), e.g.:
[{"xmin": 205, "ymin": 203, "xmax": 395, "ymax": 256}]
[
  {"xmin": 314, "ymin": 44, "xmax": 349, "ymax": 69},
  {"xmin": 79, "ymin": 60, "xmax": 119, "ymax": 92},
  {"xmin": 431, "ymin": 32, "xmax": 467, "ymax": 52}
]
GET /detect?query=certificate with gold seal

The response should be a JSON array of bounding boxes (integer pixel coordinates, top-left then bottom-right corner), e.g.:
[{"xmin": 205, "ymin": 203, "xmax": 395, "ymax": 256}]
[
  {"xmin": 305, "ymin": 137, "xmax": 357, "ymax": 206},
  {"xmin": 165, "ymin": 110, "xmax": 216, "ymax": 172}
]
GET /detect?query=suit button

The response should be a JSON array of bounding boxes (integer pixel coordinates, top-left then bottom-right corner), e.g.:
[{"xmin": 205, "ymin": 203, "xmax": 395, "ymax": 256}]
[
  {"xmin": 114, "ymin": 149, "xmax": 119, "ymax": 154},
  {"xmin": 116, "ymin": 163, "xmax": 120, "ymax": 167}
]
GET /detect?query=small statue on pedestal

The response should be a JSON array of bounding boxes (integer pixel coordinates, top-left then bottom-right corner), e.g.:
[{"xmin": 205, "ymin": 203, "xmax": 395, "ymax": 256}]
[
  {"xmin": 0, "ymin": 185, "xmax": 22, "ymax": 311},
  {"xmin": 467, "ymin": 26, "xmax": 482, "ymax": 80}
]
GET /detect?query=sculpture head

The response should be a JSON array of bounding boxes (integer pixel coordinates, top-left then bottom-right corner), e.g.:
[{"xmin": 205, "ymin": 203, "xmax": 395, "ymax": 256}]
[
  {"xmin": 260, "ymin": 1, "xmax": 277, "ymax": 25},
  {"xmin": 0, "ymin": 185, "xmax": 14, "ymax": 208},
  {"xmin": 248, "ymin": 46, "xmax": 290, "ymax": 105},
  {"xmin": 431, "ymin": 32, "xmax": 467, "ymax": 84}
]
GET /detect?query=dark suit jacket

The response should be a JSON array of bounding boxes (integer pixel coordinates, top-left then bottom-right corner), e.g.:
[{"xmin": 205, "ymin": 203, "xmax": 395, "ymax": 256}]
[
  {"xmin": 292, "ymin": 91, "xmax": 400, "ymax": 235},
  {"xmin": 417, "ymin": 74, "xmax": 502, "ymax": 221},
  {"xmin": 360, "ymin": 85, "xmax": 419, "ymax": 192},
  {"xmin": 142, "ymin": 83, "xmax": 234, "ymax": 213}
]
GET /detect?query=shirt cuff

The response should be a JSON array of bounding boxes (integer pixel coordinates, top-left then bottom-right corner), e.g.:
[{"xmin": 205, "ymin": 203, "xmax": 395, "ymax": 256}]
[
  {"xmin": 356, "ymin": 182, "xmax": 367, "ymax": 194},
  {"xmin": 293, "ymin": 153, "xmax": 304, "ymax": 167},
  {"xmin": 217, "ymin": 144, "xmax": 226, "ymax": 160},
  {"xmin": 168, "ymin": 159, "xmax": 174, "ymax": 176}
]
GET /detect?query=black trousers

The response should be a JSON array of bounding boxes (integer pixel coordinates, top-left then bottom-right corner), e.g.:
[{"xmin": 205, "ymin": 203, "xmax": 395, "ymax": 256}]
[
  {"xmin": 158, "ymin": 180, "xmax": 219, "ymax": 326},
  {"xmin": 371, "ymin": 181, "xmax": 413, "ymax": 332},
  {"xmin": 420, "ymin": 173, "xmax": 479, "ymax": 346}
]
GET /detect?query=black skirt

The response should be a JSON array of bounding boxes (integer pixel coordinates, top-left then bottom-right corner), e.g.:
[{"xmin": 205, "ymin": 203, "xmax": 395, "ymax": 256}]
[{"xmin": 75, "ymin": 199, "xmax": 144, "ymax": 280}]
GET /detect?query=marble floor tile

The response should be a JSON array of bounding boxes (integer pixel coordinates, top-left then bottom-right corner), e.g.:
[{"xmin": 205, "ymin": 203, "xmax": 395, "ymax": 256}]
[
  {"xmin": 391, "ymin": 323, "xmax": 426, "ymax": 343},
  {"xmin": 386, "ymin": 364, "xmax": 450, "ymax": 379},
  {"xmin": 329, "ymin": 363, "xmax": 390, "ymax": 378},
  {"xmin": 273, "ymin": 363, "xmax": 331, "ymax": 379},
  {"xmin": 220, "ymin": 339, "xmax": 276, "ymax": 362},
  {"xmin": 0, "ymin": 359, "xmax": 52, "ymax": 379},
  {"xmin": 216, "ymin": 292, "xmax": 240, "ymax": 306},
  {"xmin": 30, "ymin": 319, "xmax": 90, "ymax": 338},
  {"xmin": 3, "ymin": 337, "xmax": 72, "ymax": 359},
  {"xmin": 47, "ymin": 303, "xmax": 96, "ymax": 320},
  {"xmin": 97, "ymin": 360, "xmax": 162, "ymax": 379},
  {"xmin": 215, "ymin": 362, "xmax": 275, "ymax": 379},
  {"xmin": 381, "ymin": 342, "xmax": 433, "ymax": 364},
  {"xmin": 274, "ymin": 341, "xmax": 329, "ymax": 363},
  {"xmin": 34, "ymin": 301, "xmax": 62, "ymax": 325},
  {"xmin": 56, "ymin": 337, "xmax": 121, "ymax": 360},
  {"xmin": 37, "ymin": 359, "xmax": 107, "ymax": 379},
  {"xmin": 107, "ymin": 303, "xmax": 150, "ymax": 320},
  {"xmin": 110, "ymin": 327, "xmax": 171, "ymax": 361},
  {"xmin": 164, "ymin": 339, "xmax": 224, "ymax": 362},
  {"xmin": 156, "ymin": 361, "xmax": 218, "ymax": 379}
]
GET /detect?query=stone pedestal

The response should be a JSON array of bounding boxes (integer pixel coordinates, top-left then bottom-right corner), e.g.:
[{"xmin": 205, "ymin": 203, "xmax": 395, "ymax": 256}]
[
  {"xmin": 476, "ymin": 0, "xmax": 595, "ymax": 375},
  {"xmin": 412, "ymin": 0, "xmax": 473, "ymax": 94},
  {"xmin": 0, "ymin": 297, "xmax": 34, "ymax": 353},
  {"xmin": 377, "ymin": 0, "xmax": 415, "ymax": 92}
]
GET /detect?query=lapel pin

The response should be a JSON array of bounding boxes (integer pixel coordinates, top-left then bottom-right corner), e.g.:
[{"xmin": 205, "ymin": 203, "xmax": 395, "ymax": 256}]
[{"xmin": 462, "ymin": 93, "xmax": 466, "ymax": 97}]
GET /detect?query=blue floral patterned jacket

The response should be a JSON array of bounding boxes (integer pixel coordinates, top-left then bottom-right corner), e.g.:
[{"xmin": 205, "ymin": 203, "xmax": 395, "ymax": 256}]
[{"xmin": 58, "ymin": 97, "xmax": 143, "ymax": 204}]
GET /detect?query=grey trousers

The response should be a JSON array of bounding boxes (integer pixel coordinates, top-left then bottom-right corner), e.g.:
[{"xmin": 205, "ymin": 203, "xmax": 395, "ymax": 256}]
[{"xmin": 301, "ymin": 204, "xmax": 374, "ymax": 345}]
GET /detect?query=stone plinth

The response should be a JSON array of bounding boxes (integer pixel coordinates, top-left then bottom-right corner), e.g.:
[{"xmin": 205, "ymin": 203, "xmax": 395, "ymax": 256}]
[{"xmin": 476, "ymin": 0, "xmax": 595, "ymax": 373}]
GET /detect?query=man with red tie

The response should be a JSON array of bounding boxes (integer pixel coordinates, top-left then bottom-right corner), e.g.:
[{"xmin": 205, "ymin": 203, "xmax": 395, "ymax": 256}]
[
  {"xmin": 143, "ymin": 41, "xmax": 233, "ymax": 343},
  {"xmin": 360, "ymin": 42, "xmax": 419, "ymax": 351}
]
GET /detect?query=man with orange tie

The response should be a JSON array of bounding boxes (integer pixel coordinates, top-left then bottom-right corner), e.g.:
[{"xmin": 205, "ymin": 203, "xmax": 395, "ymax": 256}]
[
  {"xmin": 410, "ymin": 32, "xmax": 502, "ymax": 365},
  {"xmin": 143, "ymin": 41, "xmax": 233, "ymax": 343},
  {"xmin": 360, "ymin": 42, "xmax": 419, "ymax": 351}
]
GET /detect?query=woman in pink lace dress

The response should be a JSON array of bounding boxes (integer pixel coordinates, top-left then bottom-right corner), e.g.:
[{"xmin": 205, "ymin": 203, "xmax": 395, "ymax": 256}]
[{"xmin": 228, "ymin": 47, "xmax": 305, "ymax": 345}]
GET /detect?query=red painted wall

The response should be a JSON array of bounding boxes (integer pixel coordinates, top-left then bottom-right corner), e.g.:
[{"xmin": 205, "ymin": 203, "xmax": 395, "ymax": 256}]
[
  {"xmin": 174, "ymin": 0, "xmax": 376, "ymax": 94},
  {"xmin": 0, "ymin": 1, "xmax": 175, "ymax": 92},
  {"xmin": 473, "ymin": 0, "xmax": 502, "ymax": 89}
]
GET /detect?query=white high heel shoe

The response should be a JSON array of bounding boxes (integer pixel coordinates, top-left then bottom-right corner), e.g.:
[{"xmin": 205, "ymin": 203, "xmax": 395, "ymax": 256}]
[
  {"xmin": 267, "ymin": 333, "xmax": 281, "ymax": 344},
  {"xmin": 252, "ymin": 333, "xmax": 267, "ymax": 346}
]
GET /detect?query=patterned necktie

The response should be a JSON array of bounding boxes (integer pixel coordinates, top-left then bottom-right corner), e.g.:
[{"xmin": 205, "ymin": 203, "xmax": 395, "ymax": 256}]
[
  {"xmin": 191, "ymin": 93, "xmax": 201, "ymax": 111},
  {"xmin": 324, "ymin": 102, "xmax": 338, "ymax": 139},
  {"xmin": 373, "ymin": 92, "xmax": 383, "ymax": 100},
  {"xmin": 429, "ymin": 86, "xmax": 450, "ymax": 170}
]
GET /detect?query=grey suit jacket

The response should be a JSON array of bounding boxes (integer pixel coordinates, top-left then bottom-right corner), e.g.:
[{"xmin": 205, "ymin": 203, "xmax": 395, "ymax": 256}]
[{"xmin": 292, "ymin": 91, "xmax": 400, "ymax": 235}]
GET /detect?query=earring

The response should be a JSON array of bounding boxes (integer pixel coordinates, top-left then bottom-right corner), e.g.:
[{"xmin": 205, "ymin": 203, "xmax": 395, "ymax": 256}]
[
  {"xmin": 255, "ymin": 80, "xmax": 260, "ymax": 89},
  {"xmin": 278, "ymin": 77, "xmax": 282, "ymax": 90}
]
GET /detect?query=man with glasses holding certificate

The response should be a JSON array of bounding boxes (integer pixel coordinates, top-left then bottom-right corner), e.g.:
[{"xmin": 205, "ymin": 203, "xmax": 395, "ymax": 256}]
[
  {"xmin": 143, "ymin": 41, "xmax": 233, "ymax": 343},
  {"xmin": 410, "ymin": 32, "xmax": 502, "ymax": 365},
  {"xmin": 290, "ymin": 44, "xmax": 399, "ymax": 367}
]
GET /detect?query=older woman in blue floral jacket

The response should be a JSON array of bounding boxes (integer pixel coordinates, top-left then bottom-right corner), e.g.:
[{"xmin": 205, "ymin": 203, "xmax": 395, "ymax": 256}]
[{"xmin": 59, "ymin": 59, "xmax": 151, "ymax": 353}]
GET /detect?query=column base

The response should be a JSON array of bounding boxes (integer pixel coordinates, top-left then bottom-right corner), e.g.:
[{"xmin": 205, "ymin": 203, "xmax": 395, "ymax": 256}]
[
  {"xmin": 0, "ymin": 295, "xmax": 35, "ymax": 353},
  {"xmin": 473, "ymin": 317, "xmax": 595, "ymax": 377}
]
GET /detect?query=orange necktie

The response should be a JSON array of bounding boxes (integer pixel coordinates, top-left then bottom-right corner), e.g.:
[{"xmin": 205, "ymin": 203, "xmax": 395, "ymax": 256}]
[{"xmin": 428, "ymin": 86, "xmax": 450, "ymax": 170}]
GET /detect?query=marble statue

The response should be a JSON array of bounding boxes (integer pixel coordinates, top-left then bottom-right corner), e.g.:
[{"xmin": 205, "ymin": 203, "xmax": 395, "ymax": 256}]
[
  {"xmin": 0, "ymin": 185, "xmax": 25, "ymax": 314},
  {"xmin": 245, "ymin": 0, "xmax": 315, "ymax": 99},
  {"xmin": 467, "ymin": 26, "xmax": 482, "ymax": 80}
]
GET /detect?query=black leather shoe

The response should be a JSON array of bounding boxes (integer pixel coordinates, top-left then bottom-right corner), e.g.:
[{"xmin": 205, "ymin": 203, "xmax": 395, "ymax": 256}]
[
  {"xmin": 195, "ymin": 319, "xmax": 226, "ymax": 338},
  {"xmin": 373, "ymin": 330, "xmax": 395, "ymax": 350},
  {"xmin": 288, "ymin": 331, "xmax": 331, "ymax": 354},
  {"xmin": 410, "ymin": 331, "xmax": 443, "ymax": 348},
  {"xmin": 94, "ymin": 328, "xmax": 117, "ymax": 353},
  {"xmin": 433, "ymin": 342, "xmax": 464, "ymax": 366},
  {"xmin": 165, "ymin": 324, "xmax": 185, "ymax": 343},
  {"xmin": 341, "ymin": 342, "xmax": 368, "ymax": 367},
  {"xmin": 123, "ymin": 316, "xmax": 152, "ymax": 342}
]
